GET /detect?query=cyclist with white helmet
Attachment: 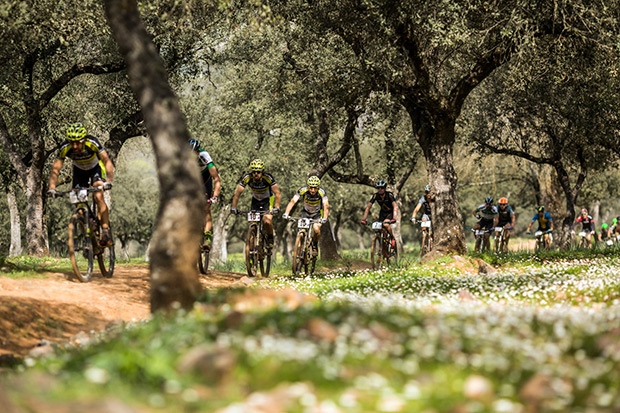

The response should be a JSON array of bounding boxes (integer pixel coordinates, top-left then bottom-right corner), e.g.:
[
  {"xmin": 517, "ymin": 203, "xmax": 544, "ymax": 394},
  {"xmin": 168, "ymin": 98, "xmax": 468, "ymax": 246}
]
[
  {"xmin": 47, "ymin": 123, "xmax": 114, "ymax": 246},
  {"xmin": 411, "ymin": 185, "xmax": 433, "ymax": 224},
  {"xmin": 283, "ymin": 175, "xmax": 329, "ymax": 256},
  {"xmin": 231, "ymin": 159, "xmax": 281, "ymax": 248},
  {"xmin": 571, "ymin": 208, "xmax": 596, "ymax": 248},
  {"xmin": 472, "ymin": 197, "xmax": 498, "ymax": 251},
  {"xmin": 361, "ymin": 180, "xmax": 399, "ymax": 246},
  {"xmin": 189, "ymin": 138, "xmax": 221, "ymax": 248}
]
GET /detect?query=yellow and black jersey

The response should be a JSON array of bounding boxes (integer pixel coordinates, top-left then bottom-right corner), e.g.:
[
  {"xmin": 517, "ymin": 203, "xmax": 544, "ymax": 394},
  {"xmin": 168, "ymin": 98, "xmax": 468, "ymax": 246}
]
[
  {"xmin": 297, "ymin": 186, "xmax": 327, "ymax": 214},
  {"xmin": 57, "ymin": 135, "xmax": 105, "ymax": 171},
  {"xmin": 238, "ymin": 172, "xmax": 276, "ymax": 201}
]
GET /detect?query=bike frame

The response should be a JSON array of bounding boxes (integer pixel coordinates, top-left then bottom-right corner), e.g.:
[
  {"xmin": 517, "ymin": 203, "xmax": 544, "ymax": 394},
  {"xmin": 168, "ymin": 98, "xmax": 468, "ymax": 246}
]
[
  {"xmin": 288, "ymin": 216, "xmax": 321, "ymax": 275},
  {"xmin": 237, "ymin": 210, "xmax": 272, "ymax": 277},
  {"xmin": 370, "ymin": 221, "xmax": 397, "ymax": 269}
]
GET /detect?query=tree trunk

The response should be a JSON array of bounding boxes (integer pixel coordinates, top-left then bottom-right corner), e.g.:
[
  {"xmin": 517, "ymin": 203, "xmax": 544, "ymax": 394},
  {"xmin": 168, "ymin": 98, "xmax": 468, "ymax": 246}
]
[
  {"xmin": 319, "ymin": 220, "xmax": 341, "ymax": 261},
  {"xmin": 425, "ymin": 140, "xmax": 467, "ymax": 254},
  {"xmin": 7, "ymin": 187, "xmax": 22, "ymax": 257},
  {"xmin": 24, "ymin": 171, "xmax": 48, "ymax": 256},
  {"xmin": 104, "ymin": 0, "xmax": 203, "ymax": 312},
  {"xmin": 356, "ymin": 225, "xmax": 365, "ymax": 250},
  {"xmin": 211, "ymin": 205, "xmax": 230, "ymax": 263}
]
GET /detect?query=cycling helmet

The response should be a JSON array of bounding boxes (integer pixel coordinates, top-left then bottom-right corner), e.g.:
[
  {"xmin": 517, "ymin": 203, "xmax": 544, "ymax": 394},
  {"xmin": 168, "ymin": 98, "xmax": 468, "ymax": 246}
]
[
  {"xmin": 602, "ymin": 223, "xmax": 609, "ymax": 229},
  {"xmin": 581, "ymin": 208, "xmax": 588, "ymax": 215},
  {"xmin": 189, "ymin": 138, "xmax": 200, "ymax": 151},
  {"xmin": 249, "ymin": 159, "xmax": 265, "ymax": 172},
  {"xmin": 485, "ymin": 197, "xmax": 493, "ymax": 205},
  {"xmin": 538, "ymin": 206, "xmax": 545, "ymax": 212},
  {"xmin": 307, "ymin": 176, "xmax": 320, "ymax": 188},
  {"xmin": 375, "ymin": 180, "xmax": 387, "ymax": 189},
  {"xmin": 424, "ymin": 185, "xmax": 431, "ymax": 192},
  {"xmin": 614, "ymin": 217, "xmax": 618, "ymax": 225},
  {"xmin": 66, "ymin": 123, "xmax": 87, "ymax": 141},
  {"xmin": 499, "ymin": 197, "xmax": 508, "ymax": 205}
]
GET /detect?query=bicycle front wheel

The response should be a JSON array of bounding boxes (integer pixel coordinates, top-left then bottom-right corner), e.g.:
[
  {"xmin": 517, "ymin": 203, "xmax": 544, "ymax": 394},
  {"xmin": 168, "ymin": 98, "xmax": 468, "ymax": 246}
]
[
  {"xmin": 198, "ymin": 244, "xmax": 210, "ymax": 275},
  {"xmin": 259, "ymin": 236, "xmax": 271, "ymax": 277},
  {"xmin": 245, "ymin": 226, "xmax": 259, "ymax": 277},
  {"xmin": 97, "ymin": 226, "xmax": 115, "ymax": 278},
  {"xmin": 292, "ymin": 231, "xmax": 306, "ymax": 275},
  {"xmin": 371, "ymin": 234, "xmax": 383, "ymax": 270},
  {"xmin": 67, "ymin": 213, "xmax": 94, "ymax": 282},
  {"xmin": 421, "ymin": 230, "xmax": 429, "ymax": 256}
]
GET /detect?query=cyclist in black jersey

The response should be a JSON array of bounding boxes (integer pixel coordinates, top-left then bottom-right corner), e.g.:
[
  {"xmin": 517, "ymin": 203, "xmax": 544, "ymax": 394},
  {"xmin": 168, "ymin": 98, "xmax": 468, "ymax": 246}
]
[
  {"xmin": 361, "ymin": 180, "xmax": 398, "ymax": 246},
  {"xmin": 47, "ymin": 123, "xmax": 114, "ymax": 246},
  {"xmin": 231, "ymin": 159, "xmax": 281, "ymax": 247},
  {"xmin": 494, "ymin": 197, "xmax": 516, "ymax": 252},
  {"xmin": 189, "ymin": 138, "xmax": 221, "ymax": 248},
  {"xmin": 282, "ymin": 176, "xmax": 329, "ymax": 256}
]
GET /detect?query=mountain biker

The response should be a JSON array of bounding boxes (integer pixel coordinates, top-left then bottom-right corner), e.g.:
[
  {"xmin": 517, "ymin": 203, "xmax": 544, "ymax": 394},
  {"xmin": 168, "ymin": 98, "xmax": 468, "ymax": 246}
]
[
  {"xmin": 47, "ymin": 123, "xmax": 114, "ymax": 246},
  {"xmin": 472, "ymin": 197, "xmax": 498, "ymax": 251},
  {"xmin": 571, "ymin": 208, "xmax": 596, "ymax": 248},
  {"xmin": 282, "ymin": 176, "xmax": 329, "ymax": 256},
  {"xmin": 599, "ymin": 223, "xmax": 611, "ymax": 243},
  {"xmin": 495, "ymin": 197, "xmax": 516, "ymax": 252},
  {"xmin": 231, "ymin": 159, "xmax": 281, "ymax": 249},
  {"xmin": 526, "ymin": 206, "xmax": 554, "ymax": 248},
  {"xmin": 361, "ymin": 180, "xmax": 398, "ymax": 247},
  {"xmin": 611, "ymin": 217, "xmax": 620, "ymax": 240},
  {"xmin": 189, "ymin": 138, "xmax": 221, "ymax": 248},
  {"xmin": 411, "ymin": 185, "xmax": 433, "ymax": 224}
]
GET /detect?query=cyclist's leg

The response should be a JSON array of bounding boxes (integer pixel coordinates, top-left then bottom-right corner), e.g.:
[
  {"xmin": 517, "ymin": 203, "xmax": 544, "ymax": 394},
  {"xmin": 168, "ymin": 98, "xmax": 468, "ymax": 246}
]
[
  {"xmin": 88, "ymin": 164, "xmax": 110, "ymax": 228},
  {"xmin": 203, "ymin": 177, "xmax": 214, "ymax": 244},
  {"xmin": 255, "ymin": 198, "xmax": 274, "ymax": 245}
]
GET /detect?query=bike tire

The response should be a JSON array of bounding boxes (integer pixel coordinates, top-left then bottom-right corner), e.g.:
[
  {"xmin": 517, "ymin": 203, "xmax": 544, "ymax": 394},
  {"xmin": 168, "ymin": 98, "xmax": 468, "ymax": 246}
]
[
  {"xmin": 371, "ymin": 234, "xmax": 383, "ymax": 270},
  {"xmin": 260, "ymin": 236, "xmax": 271, "ymax": 277},
  {"xmin": 421, "ymin": 231, "xmax": 429, "ymax": 256},
  {"xmin": 292, "ymin": 231, "xmax": 306, "ymax": 275},
  {"xmin": 245, "ymin": 226, "xmax": 259, "ymax": 277},
  {"xmin": 97, "ymin": 226, "xmax": 115, "ymax": 278},
  {"xmin": 388, "ymin": 237, "xmax": 398, "ymax": 266},
  {"xmin": 198, "ymin": 244, "xmax": 210, "ymax": 275},
  {"xmin": 303, "ymin": 239, "xmax": 310, "ymax": 275},
  {"xmin": 474, "ymin": 234, "xmax": 482, "ymax": 252},
  {"xmin": 67, "ymin": 212, "xmax": 94, "ymax": 282}
]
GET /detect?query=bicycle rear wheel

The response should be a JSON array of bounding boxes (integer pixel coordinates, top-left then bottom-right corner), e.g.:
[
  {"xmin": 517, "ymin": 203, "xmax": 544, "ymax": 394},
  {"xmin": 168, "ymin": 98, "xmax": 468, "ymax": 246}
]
[
  {"xmin": 371, "ymin": 234, "xmax": 383, "ymax": 270},
  {"xmin": 96, "ymin": 226, "xmax": 115, "ymax": 278},
  {"xmin": 292, "ymin": 231, "xmax": 306, "ymax": 275},
  {"xmin": 387, "ymin": 237, "xmax": 398, "ymax": 266},
  {"xmin": 198, "ymin": 240, "xmax": 210, "ymax": 275},
  {"xmin": 67, "ymin": 212, "xmax": 94, "ymax": 282},
  {"xmin": 421, "ymin": 230, "xmax": 430, "ymax": 256},
  {"xmin": 245, "ymin": 226, "xmax": 259, "ymax": 277},
  {"xmin": 259, "ymin": 235, "xmax": 271, "ymax": 277}
]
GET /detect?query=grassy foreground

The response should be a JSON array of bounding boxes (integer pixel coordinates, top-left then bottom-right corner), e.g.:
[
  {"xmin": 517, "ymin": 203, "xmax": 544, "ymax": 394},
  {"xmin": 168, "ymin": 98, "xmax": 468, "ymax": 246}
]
[{"xmin": 3, "ymin": 251, "xmax": 620, "ymax": 412}]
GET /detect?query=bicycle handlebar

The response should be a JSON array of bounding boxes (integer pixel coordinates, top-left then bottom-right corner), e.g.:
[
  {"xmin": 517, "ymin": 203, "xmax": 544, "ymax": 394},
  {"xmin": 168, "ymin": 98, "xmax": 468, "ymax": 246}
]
[
  {"xmin": 286, "ymin": 216, "xmax": 323, "ymax": 223},
  {"xmin": 55, "ymin": 186, "xmax": 109, "ymax": 197}
]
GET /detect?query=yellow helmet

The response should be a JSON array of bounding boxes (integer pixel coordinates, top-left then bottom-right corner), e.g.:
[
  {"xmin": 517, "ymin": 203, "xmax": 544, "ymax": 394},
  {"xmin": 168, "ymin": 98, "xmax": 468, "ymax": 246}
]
[
  {"xmin": 249, "ymin": 159, "xmax": 265, "ymax": 172},
  {"xmin": 307, "ymin": 176, "xmax": 320, "ymax": 187},
  {"xmin": 66, "ymin": 123, "xmax": 87, "ymax": 141}
]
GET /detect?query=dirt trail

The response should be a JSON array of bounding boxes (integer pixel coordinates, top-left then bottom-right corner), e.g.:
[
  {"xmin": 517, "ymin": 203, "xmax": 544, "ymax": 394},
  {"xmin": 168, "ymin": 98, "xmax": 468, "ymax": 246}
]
[{"xmin": 0, "ymin": 265, "xmax": 245, "ymax": 357}]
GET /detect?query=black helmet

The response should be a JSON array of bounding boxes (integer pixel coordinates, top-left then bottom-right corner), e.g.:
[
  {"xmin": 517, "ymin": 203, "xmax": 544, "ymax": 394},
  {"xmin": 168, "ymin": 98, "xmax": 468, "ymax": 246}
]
[
  {"xmin": 485, "ymin": 197, "xmax": 493, "ymax": 205},
  {"xmin": 538, "ymin": 206, "xmax": 545, "ymax": 212},
  {"xmin": 375, "ymin": 180, "xmax": 387, "ymax": 189},
  {"xmin": 189, "ymin": 138, "xmax": 200, "ymax": 151}
]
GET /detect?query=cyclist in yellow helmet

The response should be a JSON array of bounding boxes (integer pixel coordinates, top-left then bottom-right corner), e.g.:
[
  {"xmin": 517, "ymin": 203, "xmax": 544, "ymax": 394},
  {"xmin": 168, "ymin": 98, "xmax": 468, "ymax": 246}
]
[
  {"xmin": 47, "ymin": 123, "xmax": 115, "ymax": 246},
  {"xmin": 282, "ymin": 175, "xmax": 329, "ymax": 256},
  {"xmin": 231, "ymin": 159, "xmax": 281, "ymax": 248}
]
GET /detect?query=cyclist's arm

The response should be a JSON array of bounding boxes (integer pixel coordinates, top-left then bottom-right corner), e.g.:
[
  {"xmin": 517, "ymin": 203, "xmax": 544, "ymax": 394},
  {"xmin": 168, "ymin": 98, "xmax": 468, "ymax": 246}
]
[
  {"xmin": 271, "ymin": 183, "xmax": 281, "ymax": 209},
  {"xmin": 322, "ymin": 197, "xmax": 329, "ymax": 221},
  {"xmin": 208, "ymin": 165, "xmax": 221, "ymax": 198},
  {"xmin": 472, "ymin": 208, "xmax": 479, "ymax": 218},
  {"xmin": 549, "ymin": 219, "xmax": 554, "ymax": 231},
  {"xmin": 48, "ymin": 159, "xmax": 64, "ymax": 190},
  {"xmin": 511, "ymin": 212, "xmax": 516, "ymax": 227},
  {"xmin": 493, "ymin": 215, "xmax": 499, "ymax": 227},
  {"xmin": 284, "ymin": 194, "xmax": 300, "ymax": 216},
  {"xmin": 361, "ymin": 202, "xmax": 372, "ymax": 221},
  {"xmin": 99, "ymin": 150, "xmax": 114, "ymax": 183},
  {"xmin": 411, "ymin": 203, "xmax": 421, "ymax": 219},
  {"xmin": 391, "ymin": 200, "xmax": 398, "ymax": 220},
  {"xmin": 231, "ymin": 184, "xmax": 244, "ymax": 209}
]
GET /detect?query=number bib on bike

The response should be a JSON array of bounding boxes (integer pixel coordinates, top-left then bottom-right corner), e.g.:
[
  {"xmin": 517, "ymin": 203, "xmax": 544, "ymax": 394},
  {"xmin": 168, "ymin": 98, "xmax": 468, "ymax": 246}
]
[
  {"xmin": 247, "ymin": 212, "xmax": 261, "ymax": 222},
  {"xmin": 372, "ymin": 222, "xmax": 383, "ymax": 230},
  {"xmin": 69, "ymin": 189, "xmax": 89, "ymax": 204},
  {"xmin": 297, "ymin": 218, "xmax": 311, "ymax": 229}
]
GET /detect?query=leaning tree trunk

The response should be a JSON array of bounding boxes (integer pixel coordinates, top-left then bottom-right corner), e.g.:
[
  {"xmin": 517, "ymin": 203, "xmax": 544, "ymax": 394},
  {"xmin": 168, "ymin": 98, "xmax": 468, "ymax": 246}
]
[
  {"xmin": 24, "ymin": 170, "xmax": 48, "ymax": 256},
  {"xmin": 211, "ymin": 205, "xmax": 230, "ymax": 263},
  {"xmin": 7, "ymin": 186, "xmax": 22, "ymax": 257},
  {"xmin": 319, "ymin": 221, "xmax": 341, "ymax": 261},
  {"xmin": 104, "ymin": 0, "xmax": 203, "ymax": 312}
]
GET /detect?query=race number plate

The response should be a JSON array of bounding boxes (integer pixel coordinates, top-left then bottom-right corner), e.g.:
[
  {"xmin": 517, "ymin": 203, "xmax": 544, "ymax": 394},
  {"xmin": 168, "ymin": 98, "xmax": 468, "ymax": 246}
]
[
  {"xmin": 247, "ymin": 212, "xmax": 261, "ymax": 222},
  {"xmin": 534, "ymin": 231, "xmax": 543, "ymax": 237},
  {"xmin": 495, "ymin": 227, "xmax": 503, "ymax": 232},
  {"xmin": 475, "ymin": 229, "xmax": 485, "ymax": 236},
  {"xmin": 69, "ymin": 189, "xmax": 88, "ymax": 204},
  {"xmin": 607, "ymin": 240, "xmax": 614, "ymax": 246},
  {"xmin": 371, "ymin": 222, "xmax": 383, "ymax": 230},
  {"xmin": 578, "ymin": 231, "xmax": 587, "ymax": 237},
  {"xmin": 421, "ymin": 220, "xmax": 431, "ymax": 228},
  {"xmin": 297, "ymin": 218, "xmax": 311, "ymax": 229}
]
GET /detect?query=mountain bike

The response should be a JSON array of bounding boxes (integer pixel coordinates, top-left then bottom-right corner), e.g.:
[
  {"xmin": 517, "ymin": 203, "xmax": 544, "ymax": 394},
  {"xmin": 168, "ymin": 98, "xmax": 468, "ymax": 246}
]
[
  {"xmin": 369, "ymin": 221, "xmax": 398, "ymax": 270},
  {"xmin": 494, "ymin": 225, "xmax": 513, "ymax": 253},
  {"xmin": 532, "ymin": 229, "xmax": 553, "ymax": 251},
  {"xmin": 576, "ymin": 230, "xmax": 593, "ymax": 249},
  {"xmin": 237, "ymin": 210, "xmax": 273, "ymax": 277},
  {"xmin": 471, "ymin": 227, "xmax": 493, "ymax": 252},
  {"xmin": 413, "ymin": 218, "xmax": 433, "ymax": 256},
  {"xmin": 57, "ymin": 186, "xmax": 115, "ymax": 282},
  {"xmin": 287, "ymin": 216, "xmax": 321, "ymax": 276}
]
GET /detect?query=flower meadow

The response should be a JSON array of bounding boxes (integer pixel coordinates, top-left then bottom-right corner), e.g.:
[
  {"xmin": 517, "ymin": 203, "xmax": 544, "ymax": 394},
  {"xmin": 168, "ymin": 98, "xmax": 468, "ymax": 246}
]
[{"xmin": 6, "ymin": 257, "xmax": 620, "ymax": 412}]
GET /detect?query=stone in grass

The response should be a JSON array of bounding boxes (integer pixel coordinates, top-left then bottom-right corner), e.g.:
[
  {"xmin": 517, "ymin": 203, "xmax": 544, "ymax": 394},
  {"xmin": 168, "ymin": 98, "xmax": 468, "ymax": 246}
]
[{"xmin": 178, "ymin": 345, "xmax": 236, "ymax": 385}]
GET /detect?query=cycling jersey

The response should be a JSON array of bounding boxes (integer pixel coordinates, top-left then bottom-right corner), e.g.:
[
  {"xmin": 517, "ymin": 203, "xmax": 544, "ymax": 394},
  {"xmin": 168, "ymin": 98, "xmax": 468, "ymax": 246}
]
[
  {"xmin": 296, "ymin": 186, "xmax": 327, "ymax": 216},
  {"xmin": 417, "ymin": 195, "xmax": 432, "ymax": 217},
  {"xmin": 531, "ymin": 212, "xmax": 552, "ymax": 231},
  {"xmin": 197, "ymin": 149, "xmax": 214, "ymax": 172},
  {"xmin": 576, "ymin": 214, "xmax": 595, "ymax": 232},
  {"xmin": 475, "ymin": 204, "xmax": 498, "ymax": 221},
  {"xmin": 496, "ymin": 205, "xmax": 514, "ymax": 225},
  {"xmin": 369, "ymin": 191, "xmax": 396, "ymax": 212},
  {"xmin": 238, "ymin": 172, "xmax": 276, "ymax": 201},
  {"xmin": 57, "ymin": 135, "xmax": 105, "ymax": 171}
]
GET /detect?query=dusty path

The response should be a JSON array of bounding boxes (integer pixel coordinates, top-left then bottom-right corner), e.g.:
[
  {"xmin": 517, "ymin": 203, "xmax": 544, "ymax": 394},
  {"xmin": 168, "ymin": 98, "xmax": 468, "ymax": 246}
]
[{"xmin": 0, "ymin": 265, "xmax": 245, "ymax": 357}]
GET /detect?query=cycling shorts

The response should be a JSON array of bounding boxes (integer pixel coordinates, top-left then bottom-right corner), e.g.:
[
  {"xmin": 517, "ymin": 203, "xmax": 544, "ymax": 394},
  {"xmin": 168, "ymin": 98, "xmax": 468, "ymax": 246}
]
[
  {"xmin": 301, "ymin": 209, "xmax": 322, "ymax": 220},
  {"xmin": 251, "ymin": 196, "xmax": 273, "ymax": 212},
  {"xmin": 203, "ymin": 176, "xmax": 213, "ymax": 198},
  {"xmin": 379, "ymin": 211, "xmax": 394, "ymax": 222},
  {"xmin": 72, "ymin": 163, "xmax": 106, "ymax": 189},
  {"xmin": 476, "ymin": 218, "xmax": 494, "ymax": 231}
]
